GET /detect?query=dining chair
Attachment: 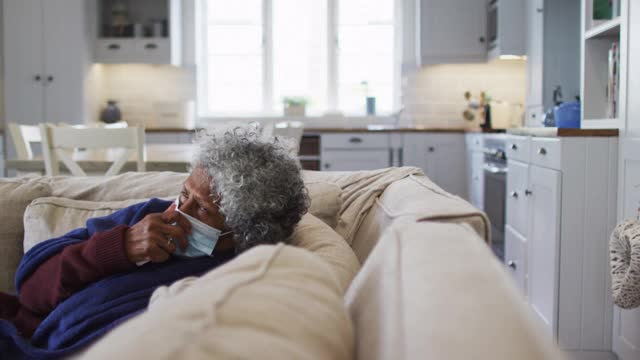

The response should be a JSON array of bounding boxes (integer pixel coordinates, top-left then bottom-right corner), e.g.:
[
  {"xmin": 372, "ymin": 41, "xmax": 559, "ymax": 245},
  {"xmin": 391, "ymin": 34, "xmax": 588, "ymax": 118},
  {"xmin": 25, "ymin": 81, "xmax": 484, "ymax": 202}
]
[
  {"xmin": 7, "ymin": 123, "xmax": 41, "ymax": 160},
  {"xmin": 39, "ymin": 124, "xmax": 146, "ymax": 176},
  {"xmin": 273, "ymin": 121, "xmax": 305, "ymax": 153}
]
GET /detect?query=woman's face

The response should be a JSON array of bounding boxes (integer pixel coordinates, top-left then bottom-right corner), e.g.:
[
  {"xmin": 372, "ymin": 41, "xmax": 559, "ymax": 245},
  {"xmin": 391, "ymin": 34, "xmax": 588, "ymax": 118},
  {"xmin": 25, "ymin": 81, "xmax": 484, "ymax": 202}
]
[{"xmin": 178, "ymin": 167, "xmax": 226, "ymax": 230}]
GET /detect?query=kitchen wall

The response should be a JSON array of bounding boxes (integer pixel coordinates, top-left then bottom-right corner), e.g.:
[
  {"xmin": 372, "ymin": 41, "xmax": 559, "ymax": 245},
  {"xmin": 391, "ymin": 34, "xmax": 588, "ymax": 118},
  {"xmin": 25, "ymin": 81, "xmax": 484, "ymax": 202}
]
[
  {"xmin": 96, "ymin": 64, "xmax": 196, "ymax": 126},
  {"xmin": 400, "ymin": 59, "xmax": 527, "ymax": 129}
]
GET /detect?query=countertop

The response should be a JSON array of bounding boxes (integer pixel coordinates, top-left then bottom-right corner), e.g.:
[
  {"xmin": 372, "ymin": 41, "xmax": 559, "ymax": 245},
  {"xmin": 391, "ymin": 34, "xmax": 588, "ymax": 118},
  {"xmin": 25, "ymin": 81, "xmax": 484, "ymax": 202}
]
[
  {"xmin": 506, "ymin": 127, "xmax": 619, "ymax": 137},
  {"xmin": 144, "ymin": 127, "xmax": 505, "ymax": 134}
]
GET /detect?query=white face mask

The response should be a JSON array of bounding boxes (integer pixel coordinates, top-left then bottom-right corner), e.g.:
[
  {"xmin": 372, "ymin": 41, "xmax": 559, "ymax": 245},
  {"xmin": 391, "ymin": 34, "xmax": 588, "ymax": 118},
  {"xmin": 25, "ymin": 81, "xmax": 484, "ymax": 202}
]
[{"xmin": 172, "ymin": 197, "xmax": 231, "ymax": 258}]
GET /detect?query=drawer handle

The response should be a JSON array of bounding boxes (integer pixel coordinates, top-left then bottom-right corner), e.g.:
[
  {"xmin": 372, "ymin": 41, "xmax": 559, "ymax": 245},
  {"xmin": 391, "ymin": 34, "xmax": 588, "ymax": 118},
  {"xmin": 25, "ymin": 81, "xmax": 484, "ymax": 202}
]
[
  {"xmin": 510, "ymin": 191, "xmax": 518, "ymax": 198},
  {"xmin": 510, "ymin": 143, "xmax": 517, "ymax": 150},
  {"xmin": 507, "ymin": 260, "xmax": 517, "ymax": 269},
  {"xmin": 107, "ymin": 43, "xmax": 121, "ymax": 50},
  {"xmin": 348, "ymin": 137, "xmax": 363, "ymax": 144},
  {"xmin": 524, "ymin": 189, "xmax": 532, "ymax": 196},
  {"xmin": 428, "ymin": 146, "xmax": 435, "ymax": 153},
  {"xmin": 145, "ymin": 43, "xmax": 158, "ymax": 50},
  {"xmin": 537, "ymin": 147, "xmax": 547, "ymax": 155}
]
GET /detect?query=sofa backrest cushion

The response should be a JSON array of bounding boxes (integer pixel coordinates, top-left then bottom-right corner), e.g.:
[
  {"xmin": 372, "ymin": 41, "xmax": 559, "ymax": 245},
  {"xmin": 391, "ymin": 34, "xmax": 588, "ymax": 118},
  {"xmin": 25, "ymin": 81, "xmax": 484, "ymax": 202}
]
[
  {"xmin": 23, "ymin": 198, "xmax": 358, "ymax": 291},
  {"xmin": 0, "ymin": 178, "xmax": 51, "ymax": 293},
  {"xmin": 79, "ymin": 244, "xmax": 354, "ymax": 360},
  {"xmin": 345, "ymin": 221, "xmax": 561, "ymax": 360},
  {"xmin": 350, "ymin": 174, "xmax": 490, "ymax": 262}
]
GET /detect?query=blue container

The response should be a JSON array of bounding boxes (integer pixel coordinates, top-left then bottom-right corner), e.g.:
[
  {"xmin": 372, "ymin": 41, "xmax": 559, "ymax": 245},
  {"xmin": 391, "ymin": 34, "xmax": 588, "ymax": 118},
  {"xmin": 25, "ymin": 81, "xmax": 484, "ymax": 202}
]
[{"xmin": 554, "ymin": 101, "xmax": 581, "ymax": 129}]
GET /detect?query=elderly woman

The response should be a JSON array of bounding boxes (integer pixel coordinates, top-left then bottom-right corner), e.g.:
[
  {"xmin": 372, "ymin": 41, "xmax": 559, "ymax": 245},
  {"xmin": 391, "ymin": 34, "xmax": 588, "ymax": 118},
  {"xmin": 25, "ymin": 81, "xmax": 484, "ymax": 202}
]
[{"xmin": 0, "ymin": 125, "xmax": 309, "ymax": 358}]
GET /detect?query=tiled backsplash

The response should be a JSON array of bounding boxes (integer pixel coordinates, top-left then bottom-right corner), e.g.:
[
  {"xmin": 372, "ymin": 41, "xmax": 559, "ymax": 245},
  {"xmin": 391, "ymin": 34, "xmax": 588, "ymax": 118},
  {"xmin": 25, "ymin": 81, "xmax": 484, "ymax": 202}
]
[
  {"xmin": 96, "ymin": 64, "xmax": 196, "ymax": 127},
  {"xmin": 95, "ymin": 59, "xmax": 525, "ymax": 129},
  {"xmin": 400, "ymin": 59, "xmax": 526, "ymax": 129}
]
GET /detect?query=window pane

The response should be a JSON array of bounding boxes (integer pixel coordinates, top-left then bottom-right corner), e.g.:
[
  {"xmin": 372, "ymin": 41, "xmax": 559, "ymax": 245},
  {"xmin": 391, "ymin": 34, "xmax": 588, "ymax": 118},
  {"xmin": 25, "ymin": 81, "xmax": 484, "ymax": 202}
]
[
  {"xmin": 272, "ymin": 0, "xmax": 328, "ymax": 114},
  {"xmin": 204, "ymin": 0, "xmax": 263, "ymax": 114},
  {"xmin": 338, "ymin": 0, "xmax": 394, "ymax": 114}
]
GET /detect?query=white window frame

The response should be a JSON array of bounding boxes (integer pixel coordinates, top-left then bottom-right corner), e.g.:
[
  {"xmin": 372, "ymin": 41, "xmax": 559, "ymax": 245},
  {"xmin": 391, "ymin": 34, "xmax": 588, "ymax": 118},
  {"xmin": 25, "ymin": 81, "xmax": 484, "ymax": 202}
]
[{"xmin": 196, "ymin": 0, "xmax": 402, "ymax": 119}]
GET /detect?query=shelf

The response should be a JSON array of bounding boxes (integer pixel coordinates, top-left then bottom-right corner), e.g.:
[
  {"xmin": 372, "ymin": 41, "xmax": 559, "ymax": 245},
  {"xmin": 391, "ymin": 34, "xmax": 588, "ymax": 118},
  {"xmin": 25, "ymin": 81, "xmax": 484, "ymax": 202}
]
[{"xmin": 584, "ymin": 17, "xmax": 621, "ymax": 39}]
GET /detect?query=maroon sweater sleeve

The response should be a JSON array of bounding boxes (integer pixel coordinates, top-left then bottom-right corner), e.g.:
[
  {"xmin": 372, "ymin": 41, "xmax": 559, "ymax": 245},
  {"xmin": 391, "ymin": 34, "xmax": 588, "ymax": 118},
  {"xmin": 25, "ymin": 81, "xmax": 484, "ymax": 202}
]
[{"xmin": 18, "ymin": 224, "xmax": 135, "ymax": 316}]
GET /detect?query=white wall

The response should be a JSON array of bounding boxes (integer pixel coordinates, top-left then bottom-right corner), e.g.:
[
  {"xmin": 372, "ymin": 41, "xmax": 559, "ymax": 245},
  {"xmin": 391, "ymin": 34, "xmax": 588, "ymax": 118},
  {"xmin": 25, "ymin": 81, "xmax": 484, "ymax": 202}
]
[{"xmin": 400, "ymin": 59, "xmax": 527, "ymax": 129}]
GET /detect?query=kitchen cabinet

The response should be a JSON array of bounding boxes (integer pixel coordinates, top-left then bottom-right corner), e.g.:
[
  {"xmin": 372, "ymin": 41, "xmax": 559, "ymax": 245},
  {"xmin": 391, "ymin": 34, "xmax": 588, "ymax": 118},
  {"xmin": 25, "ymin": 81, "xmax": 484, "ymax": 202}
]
[
  {"xmin": 525, "ymin": 0, "xmax": 580, "ymax": 125},
  {"xmin": 3, "ymin": 0, "xmax": 94, "ymax": 159},
  {"xmin": 0, "ymin": 134, "xmax": 4, "ymax": 177},
  {"xmin": 465, "ymin": 133, "xmax": 484, "ymax": 210},
  {"xmin": 487, "ymin": 0, "xmax": 526, "ymax": 61},
  {"xmin": 403, "ymin": 133, "xmax": 467, "ymax": 199},
  {"xmin": 94, "ymin": 0, "xmax": 182, "ymax": 65},
  {"xmin": 320, "ymin": 133, "xmax": 391, "ymax": 171},
  {"xmin": 504, "ymin": 135, "xmax": 618, "ymax": 360},
  {"xmin": 416, "ymin": 0, "xmax": 487, "ymax": 65}
]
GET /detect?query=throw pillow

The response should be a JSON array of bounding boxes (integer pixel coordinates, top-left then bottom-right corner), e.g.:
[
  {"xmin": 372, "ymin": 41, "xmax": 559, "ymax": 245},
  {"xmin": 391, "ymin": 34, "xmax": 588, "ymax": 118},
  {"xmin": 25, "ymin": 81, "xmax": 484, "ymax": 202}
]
[{"xmin": 0, "ymin": 177, "xmax": 51, "ymax": 293}]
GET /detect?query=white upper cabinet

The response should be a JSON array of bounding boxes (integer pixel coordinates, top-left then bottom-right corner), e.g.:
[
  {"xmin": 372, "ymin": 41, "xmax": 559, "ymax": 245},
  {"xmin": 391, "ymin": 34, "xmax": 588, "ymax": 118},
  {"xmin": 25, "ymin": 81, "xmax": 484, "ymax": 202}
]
[
  {"xmin": 487, "ymin": 0, "xmax": 526, "ymax": 61},
  {"xmin": 525, "ymin": 0, "xmax": 580, "ymax": 126},
  {"xmin": 3, "ymin": 0, "xmax": 93, "ymax": 158},
  {"xmin": 416, "ymin": 0, "xmax": 487, "ymax": 65},
  {"xmin": 94, "ymin": 0, "xmax": 182, "ymax": 65}
]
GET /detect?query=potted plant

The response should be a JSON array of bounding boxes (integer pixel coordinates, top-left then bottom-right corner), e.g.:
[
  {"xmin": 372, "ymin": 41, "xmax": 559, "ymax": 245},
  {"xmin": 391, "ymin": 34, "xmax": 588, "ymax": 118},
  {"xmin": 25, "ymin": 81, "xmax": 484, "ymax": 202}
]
[{"xmin": 282, "ymin": 96, "xmax": 308, "ymax": 117}]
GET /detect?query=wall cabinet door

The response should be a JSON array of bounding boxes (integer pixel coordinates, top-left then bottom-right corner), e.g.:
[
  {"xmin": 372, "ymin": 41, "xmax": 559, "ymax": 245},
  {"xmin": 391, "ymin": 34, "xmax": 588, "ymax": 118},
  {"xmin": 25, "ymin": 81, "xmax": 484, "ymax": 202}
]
[
  {"xmin": 403, "ymin": 134, "xmax": 467, "ymax": 198},
  {"xmin": 526, "ymin": 0, "xmax": 544, "ymax": 109},
  {"xmin": 527, "ymin": 165, "xmax": 561, "ymax": 339},
  {"xmin": 3, "ymin": 0, "xmax": 46, "ymax": 127},
  {"xmin": 321, "ymin": 149, "xmax": 390, "ymax": 171},
  {"xmin": 506, "ymin": 159, "xmax": 529, "ymax": 236},
  {"xmin": 417, "ymin": 0, "xmax": 487, "ymax": 64}
]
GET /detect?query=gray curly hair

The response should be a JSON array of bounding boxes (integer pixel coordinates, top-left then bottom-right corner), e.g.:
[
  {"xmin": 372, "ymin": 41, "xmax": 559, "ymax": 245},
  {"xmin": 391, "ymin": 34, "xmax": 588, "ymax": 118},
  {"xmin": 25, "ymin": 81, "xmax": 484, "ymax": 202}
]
[{"xmin": 191, "ymin": 123, "xmax": 310, "ymax": 253}]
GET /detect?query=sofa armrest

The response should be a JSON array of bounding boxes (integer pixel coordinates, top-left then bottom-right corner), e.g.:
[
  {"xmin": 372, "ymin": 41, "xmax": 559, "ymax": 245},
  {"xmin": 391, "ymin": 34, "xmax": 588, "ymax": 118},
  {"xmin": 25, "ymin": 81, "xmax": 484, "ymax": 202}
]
[{"xmin": 345, "ymin": 221, "xmax": 563, "ymax": 360}]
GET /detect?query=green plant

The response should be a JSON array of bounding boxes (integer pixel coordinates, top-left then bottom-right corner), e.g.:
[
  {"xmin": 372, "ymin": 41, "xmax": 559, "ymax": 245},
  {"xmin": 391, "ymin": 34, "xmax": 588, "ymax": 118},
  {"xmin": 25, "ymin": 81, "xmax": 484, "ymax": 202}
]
[{"xmin": 282, "ymin": 96, "xmax": 308, "ymax": 107}]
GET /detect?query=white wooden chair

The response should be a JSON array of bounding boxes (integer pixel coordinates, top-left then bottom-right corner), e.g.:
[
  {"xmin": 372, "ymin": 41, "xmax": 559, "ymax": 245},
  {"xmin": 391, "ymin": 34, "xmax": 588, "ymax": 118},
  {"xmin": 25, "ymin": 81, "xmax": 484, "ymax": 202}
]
[
  {"xmin": 39, "ymin": 124, "xmax": 146, "ymax": 176},
  {"xmin": 7, "ymin": 123, "xmax": 41, "ymax": 160}
]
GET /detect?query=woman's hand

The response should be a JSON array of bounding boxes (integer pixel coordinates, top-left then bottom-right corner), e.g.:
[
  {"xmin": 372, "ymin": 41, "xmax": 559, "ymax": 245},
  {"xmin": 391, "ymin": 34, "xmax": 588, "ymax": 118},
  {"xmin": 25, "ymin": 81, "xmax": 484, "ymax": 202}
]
[{"xmin": 124, "ymin": 203, "xmax": 192, "ymax": 264}]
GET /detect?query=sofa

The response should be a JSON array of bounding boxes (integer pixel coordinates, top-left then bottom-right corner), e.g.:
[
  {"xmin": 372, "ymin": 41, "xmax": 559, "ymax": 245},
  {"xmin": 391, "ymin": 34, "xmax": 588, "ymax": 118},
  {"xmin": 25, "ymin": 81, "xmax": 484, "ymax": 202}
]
[{"xmin": 0, "ymin": 168, "xmax": 562, "ymax": 359}]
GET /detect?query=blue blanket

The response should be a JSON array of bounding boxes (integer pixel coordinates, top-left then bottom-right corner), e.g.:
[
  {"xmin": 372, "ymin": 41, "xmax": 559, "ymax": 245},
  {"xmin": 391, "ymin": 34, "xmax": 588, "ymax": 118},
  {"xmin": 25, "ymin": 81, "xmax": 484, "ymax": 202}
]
[{"xmin": 0, "ymin": 199, "xmax": 234, "ymax": 360}]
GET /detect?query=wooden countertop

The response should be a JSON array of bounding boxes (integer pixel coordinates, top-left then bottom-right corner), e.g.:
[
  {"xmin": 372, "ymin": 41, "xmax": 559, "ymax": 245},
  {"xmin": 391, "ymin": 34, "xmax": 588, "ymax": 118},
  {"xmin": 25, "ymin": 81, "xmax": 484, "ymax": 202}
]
[{"xmin": 506, "ymin": 127, "xmax": 619, "ymax": 137}]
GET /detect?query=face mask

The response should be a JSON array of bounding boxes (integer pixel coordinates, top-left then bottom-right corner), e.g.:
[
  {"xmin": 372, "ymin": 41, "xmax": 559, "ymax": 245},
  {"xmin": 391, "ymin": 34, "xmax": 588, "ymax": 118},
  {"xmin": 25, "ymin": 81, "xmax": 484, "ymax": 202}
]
[{"xmin": 172, "ymin": 197, "xmax": 230, "ymax": 258}]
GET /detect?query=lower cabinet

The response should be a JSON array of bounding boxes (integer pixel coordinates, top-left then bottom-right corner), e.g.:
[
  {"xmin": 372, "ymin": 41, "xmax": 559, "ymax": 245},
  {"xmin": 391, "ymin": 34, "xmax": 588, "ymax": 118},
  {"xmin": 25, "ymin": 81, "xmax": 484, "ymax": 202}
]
[
  {"xmin": 321, "ymin": 149, "xmax": 390, "ymax": 171},
  {"xmin": 504, "ymin": 135, "xmax": 618, "ymax": 360},
  {"xmin": 0, "ymin": 135, "xmax": 4, "ymax": 177},
  {"xmin": 403, "ymin": 133, "xmax": 467, "ymax": 199},
  {"xmin": 146, "ymin": 131, "xmax": 194, "ymax": 144}
]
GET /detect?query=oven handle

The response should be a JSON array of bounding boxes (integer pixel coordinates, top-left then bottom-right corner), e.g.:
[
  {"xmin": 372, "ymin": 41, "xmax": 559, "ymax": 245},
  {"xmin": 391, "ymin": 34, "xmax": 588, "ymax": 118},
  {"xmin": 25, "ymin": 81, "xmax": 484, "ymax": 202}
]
[{"xmin": 483, "ymin": 164, "xmax": 508, "ymax": 174}]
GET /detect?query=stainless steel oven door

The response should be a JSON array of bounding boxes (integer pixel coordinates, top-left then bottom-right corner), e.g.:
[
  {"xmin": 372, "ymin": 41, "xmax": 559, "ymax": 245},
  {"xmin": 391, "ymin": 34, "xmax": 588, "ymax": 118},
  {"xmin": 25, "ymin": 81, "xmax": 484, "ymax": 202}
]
[{"xmin": 483, "ymin": 164, "xmax": 507, "ymax": 260}]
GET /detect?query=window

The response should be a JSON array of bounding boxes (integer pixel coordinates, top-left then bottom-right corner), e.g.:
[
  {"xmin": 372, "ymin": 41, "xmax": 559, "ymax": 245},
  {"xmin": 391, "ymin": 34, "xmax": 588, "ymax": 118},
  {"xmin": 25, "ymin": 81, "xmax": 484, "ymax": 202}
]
[{"xmin": 198, "ymin": 0, "xmax": 397, "ymax": 117}]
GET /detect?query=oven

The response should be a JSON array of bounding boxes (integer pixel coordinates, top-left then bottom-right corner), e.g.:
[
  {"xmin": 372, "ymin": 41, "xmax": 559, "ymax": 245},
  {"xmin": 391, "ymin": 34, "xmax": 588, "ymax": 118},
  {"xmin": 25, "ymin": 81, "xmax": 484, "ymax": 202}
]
[{"xmin": 482, "ymin": 135, "xmax": 507, "ymax": 260}]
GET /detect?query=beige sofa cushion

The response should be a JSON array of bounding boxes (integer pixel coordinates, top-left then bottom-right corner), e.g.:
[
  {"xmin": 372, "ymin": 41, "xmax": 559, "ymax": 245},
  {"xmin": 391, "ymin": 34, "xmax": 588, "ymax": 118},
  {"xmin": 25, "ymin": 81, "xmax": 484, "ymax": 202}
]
[
  {"xmin": 291, "ymin": 213, "xmax": 360, "ymax": 293},
  {"xmin": 345, "ymin": 221, "xmax": 562, "ymax": 360},
  {"xmin": 23, "ymin": 200, "xmax": 358, "ymax": 292},
  {"xmin": 0, "ymin": 178, "xmax": 51, "ymax": 293},
  {"xmin": 350, "ymin": 174, "xmax": 490, "ymax": 262},
  {"xmin": 80, "ymin": 244, "xmax": 354, "ymax": 360}
]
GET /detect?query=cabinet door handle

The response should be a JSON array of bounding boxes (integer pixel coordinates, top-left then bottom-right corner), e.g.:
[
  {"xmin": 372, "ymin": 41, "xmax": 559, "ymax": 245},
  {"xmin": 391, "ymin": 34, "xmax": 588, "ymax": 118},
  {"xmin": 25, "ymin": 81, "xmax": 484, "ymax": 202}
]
[
  {"xmin": 399, "ymin": 148, "xmax": 404, "ymax": 167},
  {"xmin": 47, "ymin": 75, "xmax": 54, "ymax": 83},
  {"xmin": 323, "ymin": 163, "xmax": 331, "ymax": 169},
  {"xmin": 524, "ymin": 189, "xmax": 532, "ymax": 196},
  {"xmin": 479, "ymin": 36, "xmax": 486, "ymax": 43},
  {"xmin": 428, "ymin": 146, "xmax": 435, "ymax": 153},
  {"xmin": 537, "ymin": 147, "xmax": 547, "ymax": 155},
  {"xmin": 510, "ymin": 191, "xmax": 518, "ymax": 198},
  {"xmin": 507, "ymin": 260, "xmax": 517, "ymax": 269},
  {"xmin": 510, "ymin": 143, "xmax": 517, "ymax": 150},
  {"xmin": 107, "ymin": 43, "xmax": 121, "ymax": 50},
  {"xmin": 348, "ymin": 137, "xmax": 362, "ymax": 144},
  {"xmin": 145, "ymin": 43, "xmax": 158, "ymax": 50},
  {"xmin": 34, "ymin": 75, "xmax": 42, "ymax": 82},
  {"xmin": 536, "ymin": 8, "xmax": 544, "ymax": 13}
]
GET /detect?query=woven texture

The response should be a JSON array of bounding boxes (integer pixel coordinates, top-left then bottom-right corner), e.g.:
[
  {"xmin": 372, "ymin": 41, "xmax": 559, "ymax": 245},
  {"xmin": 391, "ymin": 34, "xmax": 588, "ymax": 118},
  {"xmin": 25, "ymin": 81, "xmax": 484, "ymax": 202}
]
[{"xmin": 610, "ymin": 219, "xmax": 640, "ymax": 309}]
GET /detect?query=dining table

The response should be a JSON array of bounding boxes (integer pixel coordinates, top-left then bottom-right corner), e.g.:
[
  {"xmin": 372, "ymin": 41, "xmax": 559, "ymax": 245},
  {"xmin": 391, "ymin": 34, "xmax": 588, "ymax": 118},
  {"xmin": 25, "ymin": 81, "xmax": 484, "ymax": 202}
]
[{"xmin": 4, "ymin": 144, "xmax": 195, "ymax": 174}]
